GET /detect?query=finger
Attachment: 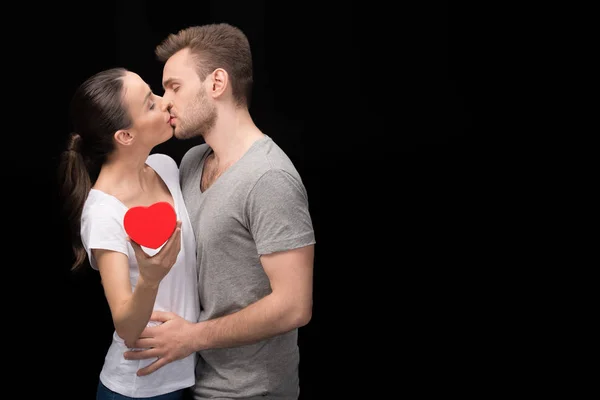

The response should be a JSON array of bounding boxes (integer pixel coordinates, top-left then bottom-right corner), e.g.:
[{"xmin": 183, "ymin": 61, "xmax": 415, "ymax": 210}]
[
  {"xmin": 123, "ymin": 348, "xmax": 162, "ymax": 360},
  {"xmin": 168, "ymin": 225, "xmax": 182, "ymax": 253},
  {"xmin": 168, "ymin": 228, "xmax": 182, "ymax": 257},
  {"xmin": 163, "ymin": 221, "xmax": 182, "ymax": 249},
  {"xmin": 156, "ymin": 223, "xmax": 182, "ymax": 258},
  {"xmin": 149, "ymin": 310, "xmax": 176, "ymax": 323},
  {"xmin": 127, "ymin": 237, "xmax": 148, "ymax": 260},
  {"xmin": 128, "ymin": 338, "xmax": 155, "ymax": 349},
  {"xmin": 154, "ymin": 221, "xmax": 181, "ymax": 253},
  {"xmin": 137, "ymin": 357, "xmax": 170, "ymax": 376},
  {"xmin": 134, "ymin": 325, "xmax": 160, "ymax": 339},
  {"xmin": 136, "ymin": 327, "xmax": 152, "ymax": 339}
]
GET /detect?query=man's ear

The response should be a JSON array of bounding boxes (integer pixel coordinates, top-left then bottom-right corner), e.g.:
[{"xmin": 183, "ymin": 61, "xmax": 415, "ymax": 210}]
[
  {"xmin": 209, "ymin": 68, "xmax": 228, "ymax": 98},
  {"xmin": 114, "ymin": 129, "xmax": 134, "ymax": 146}
]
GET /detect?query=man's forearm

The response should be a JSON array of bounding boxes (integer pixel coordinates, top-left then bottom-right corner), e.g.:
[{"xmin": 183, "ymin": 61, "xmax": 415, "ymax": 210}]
[{"xmin": 190, "ymin": 293, "xmax": 310, "ymax": 351}]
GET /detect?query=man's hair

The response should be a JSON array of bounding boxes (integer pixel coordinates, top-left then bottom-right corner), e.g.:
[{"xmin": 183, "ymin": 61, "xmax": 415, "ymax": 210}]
[{"xmin": 156, "ymin": 23, "xmax": 253, "ymax": 107}]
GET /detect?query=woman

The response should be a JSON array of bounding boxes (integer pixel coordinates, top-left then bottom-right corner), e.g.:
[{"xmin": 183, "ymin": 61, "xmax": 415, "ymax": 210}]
[{"xmin": 57, "ymin": 68, "xmax": 199, "ymax": 399}]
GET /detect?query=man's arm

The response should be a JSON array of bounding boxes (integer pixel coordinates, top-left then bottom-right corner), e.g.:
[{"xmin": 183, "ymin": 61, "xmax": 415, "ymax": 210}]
[
  {"xmin": 192, "ymin": 169, "xmax": 315, "ymax": 349},
  {"xmin": 191, "ymin": 244, "xmax": 313, "ymax": 350},
  {"xmin": 124, "ymin": 244, "xmax": 314, "ymax": 375}
]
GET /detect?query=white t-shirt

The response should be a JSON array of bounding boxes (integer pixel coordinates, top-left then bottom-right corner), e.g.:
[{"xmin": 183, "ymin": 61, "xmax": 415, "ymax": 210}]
[{"xmin": 80, "ymin": 153, "xmax": 199, "ymax": 398}]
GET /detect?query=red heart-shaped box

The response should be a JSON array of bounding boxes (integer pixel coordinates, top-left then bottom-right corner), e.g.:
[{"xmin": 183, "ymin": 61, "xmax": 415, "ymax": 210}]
[{"xmin": 123, "ymin": 201, "xmax": 177, "ymax": 249}]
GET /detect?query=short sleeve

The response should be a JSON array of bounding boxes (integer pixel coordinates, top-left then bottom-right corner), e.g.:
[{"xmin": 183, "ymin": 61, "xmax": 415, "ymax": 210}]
[
  {"xmin": 147, "ymin": 153, "xmax": 179, "ymax": 185},
  {"xmin": 246, "ymin": 169, "xmax": 316, "ymax": 255},
  {"xmin": 81, "ymin": 203, "xmax": 129, "ymax": 270}
]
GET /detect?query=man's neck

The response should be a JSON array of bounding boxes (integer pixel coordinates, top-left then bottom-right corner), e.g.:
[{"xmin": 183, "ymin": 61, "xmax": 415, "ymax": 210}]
[{"xmin": 204, "ymin": 106, "xmax": 265, "ymax": 166}]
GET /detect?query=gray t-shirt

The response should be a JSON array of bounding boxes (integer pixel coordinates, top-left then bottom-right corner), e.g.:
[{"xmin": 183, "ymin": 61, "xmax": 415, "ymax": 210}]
[{"xmin": 179, "ymin": 135, "xmax": 315, "ymax": 399}]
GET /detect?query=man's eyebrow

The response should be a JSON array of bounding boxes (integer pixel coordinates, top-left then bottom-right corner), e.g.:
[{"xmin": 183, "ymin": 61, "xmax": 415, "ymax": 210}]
[{"xmin": 163, "ymin": 78, "xmax": 178, "ymax": 88}]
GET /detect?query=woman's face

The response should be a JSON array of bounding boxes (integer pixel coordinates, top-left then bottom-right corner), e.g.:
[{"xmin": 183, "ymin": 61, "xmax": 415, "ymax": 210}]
[{"xmin": 121, "ymin": 71, "xmax": 173, "ymax": 148}]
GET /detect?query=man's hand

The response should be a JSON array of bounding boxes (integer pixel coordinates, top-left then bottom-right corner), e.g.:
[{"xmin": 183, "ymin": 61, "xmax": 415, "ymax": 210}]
[{"xmin": 123, "ymin": 311, "xmax": 196, "ymax": 376}]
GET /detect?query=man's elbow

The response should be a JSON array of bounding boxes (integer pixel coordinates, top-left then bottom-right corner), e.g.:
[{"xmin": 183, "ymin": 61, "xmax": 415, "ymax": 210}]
[
  {"xmin": 297, "ymin": 308, "xmax": 312, "ymax": 327},
  {"xmin": 290, "ymin": 303, "xmax": 312, "ymax": 328}
]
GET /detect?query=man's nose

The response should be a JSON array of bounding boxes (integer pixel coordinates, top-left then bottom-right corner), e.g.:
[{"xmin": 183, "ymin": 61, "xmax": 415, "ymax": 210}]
[{"xmin": 161, "ymin": 99, "xmax": 173, "ymax": 112}]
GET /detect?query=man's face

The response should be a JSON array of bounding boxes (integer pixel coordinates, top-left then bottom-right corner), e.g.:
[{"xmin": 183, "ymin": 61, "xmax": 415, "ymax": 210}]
[{"xmin": 162, "ymin": 48, "xmax": 217, "ymax": 139}]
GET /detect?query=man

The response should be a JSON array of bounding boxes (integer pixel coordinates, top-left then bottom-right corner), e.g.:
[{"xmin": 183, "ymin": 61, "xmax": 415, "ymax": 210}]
[{"xmin": 124, "ymin": 23, "xmax": 316, "ymax": 400}]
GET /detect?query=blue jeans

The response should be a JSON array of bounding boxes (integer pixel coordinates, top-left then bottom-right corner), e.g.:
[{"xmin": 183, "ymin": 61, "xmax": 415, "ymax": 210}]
[{"xmin": 96, "ymin": 381, "xmax": 184, "ymax": 400}]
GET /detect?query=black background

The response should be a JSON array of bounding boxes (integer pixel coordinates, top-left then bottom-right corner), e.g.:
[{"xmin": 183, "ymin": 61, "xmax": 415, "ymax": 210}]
[{"xmin": 8, "ymin": 1, "xmax": 479, "ymax": 398}]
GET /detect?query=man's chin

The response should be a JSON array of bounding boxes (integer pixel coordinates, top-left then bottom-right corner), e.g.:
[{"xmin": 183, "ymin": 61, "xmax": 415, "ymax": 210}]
[
  {"xmin": 173, "ymin": 130, "xmax": 190, "ymax": 140},
  {"xmin": 172, "ymin": 126, "xmax": 183, "ymax": 139},
  {"xmin": 174, "ymin": 129, "xmax": 202, "ymax": 140}
]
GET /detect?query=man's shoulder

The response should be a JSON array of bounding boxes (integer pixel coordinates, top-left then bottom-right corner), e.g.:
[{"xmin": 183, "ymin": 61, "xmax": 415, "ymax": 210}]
[
  {"xmin": 180, "ymin": 144, "xmax": 210, "ymax": 173},
  {"xmin": 250, "ymin": 136, "xmax": 302, "ymax": 181}
]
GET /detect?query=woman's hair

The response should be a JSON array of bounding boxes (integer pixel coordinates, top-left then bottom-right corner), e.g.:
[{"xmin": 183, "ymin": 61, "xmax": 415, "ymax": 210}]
[
  {"xmin": 155, "ymin": 23, "xmax": 253, "ymax": 107},
  {"xmin": 57, "ymin": 67, "xmax": 132, "ymax": 270}
]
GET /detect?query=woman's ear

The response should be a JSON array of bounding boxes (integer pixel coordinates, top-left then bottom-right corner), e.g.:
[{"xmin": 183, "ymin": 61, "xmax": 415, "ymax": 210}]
[{"xmin": 114, "ymin": 129, "xmax": 134, "ymax": 146}]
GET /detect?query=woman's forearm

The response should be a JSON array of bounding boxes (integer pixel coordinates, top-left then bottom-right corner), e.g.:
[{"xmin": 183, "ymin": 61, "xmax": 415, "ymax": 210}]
[{"xmin": 113, "ymin": 277, "xmax": 160, "ymax": 345}]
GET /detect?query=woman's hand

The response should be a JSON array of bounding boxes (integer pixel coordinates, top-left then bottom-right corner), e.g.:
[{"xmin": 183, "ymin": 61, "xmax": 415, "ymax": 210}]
[{"xmin": 128, "ymin": 220, "xmax": 182, "ymax": 287}]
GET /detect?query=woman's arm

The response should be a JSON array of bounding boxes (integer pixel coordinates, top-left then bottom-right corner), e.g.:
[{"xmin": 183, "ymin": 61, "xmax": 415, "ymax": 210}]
[
  {"xmin": 93, "ymin": 222, "xmax": 182, "ymax": 346},
  {"xmin": 95, "ymin": 249, "xmax": 160, "ymax": 345}
]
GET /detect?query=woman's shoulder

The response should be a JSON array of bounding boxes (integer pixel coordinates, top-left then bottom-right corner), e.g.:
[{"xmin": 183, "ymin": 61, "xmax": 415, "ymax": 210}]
[
  {"xmin": 81, "ymin": 189, "xmax": 125, "ymax": 225},
  {"xmin": 147, "ymin": 153, "xmax": 177, "ymax": 169}
]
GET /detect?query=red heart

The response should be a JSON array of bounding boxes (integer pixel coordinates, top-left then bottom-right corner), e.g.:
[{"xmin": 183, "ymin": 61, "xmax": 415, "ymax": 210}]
[{"xmin": 123, "ymin": 202, "xmax": 177, "ymax": 249}]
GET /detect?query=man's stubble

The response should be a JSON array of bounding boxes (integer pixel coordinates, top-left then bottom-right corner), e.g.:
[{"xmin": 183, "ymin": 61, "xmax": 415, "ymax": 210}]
[{"xmin": 175, "ymin": 89, "xmax": 217, "ymax": 140}]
